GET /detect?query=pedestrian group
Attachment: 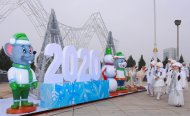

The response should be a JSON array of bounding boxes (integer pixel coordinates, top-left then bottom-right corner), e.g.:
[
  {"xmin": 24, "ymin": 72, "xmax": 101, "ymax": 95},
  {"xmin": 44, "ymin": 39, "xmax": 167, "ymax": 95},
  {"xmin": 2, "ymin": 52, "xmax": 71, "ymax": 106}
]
[{"xmin": 146, "ymin": 59, "xmax": 189, "ymax": 107}]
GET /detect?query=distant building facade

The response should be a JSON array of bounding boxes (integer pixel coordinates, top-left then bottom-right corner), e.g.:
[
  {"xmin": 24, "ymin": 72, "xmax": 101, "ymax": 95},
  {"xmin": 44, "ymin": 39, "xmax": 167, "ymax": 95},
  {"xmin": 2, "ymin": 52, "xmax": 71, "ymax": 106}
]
[{"xmin": 163, "ymin": 48, "xmax": 177, "ymax": 60}]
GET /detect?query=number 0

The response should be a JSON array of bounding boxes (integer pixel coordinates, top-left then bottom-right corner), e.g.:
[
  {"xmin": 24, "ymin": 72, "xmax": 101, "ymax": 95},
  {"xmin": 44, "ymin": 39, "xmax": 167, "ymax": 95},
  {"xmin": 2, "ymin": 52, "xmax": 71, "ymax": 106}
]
[
  {"xmin": 89, "ymin": 50, "xmax": 101, "ymax": 80},
  {"xmin": 62, "ymin": 46, "xmax": 78, "ymax": 82}
]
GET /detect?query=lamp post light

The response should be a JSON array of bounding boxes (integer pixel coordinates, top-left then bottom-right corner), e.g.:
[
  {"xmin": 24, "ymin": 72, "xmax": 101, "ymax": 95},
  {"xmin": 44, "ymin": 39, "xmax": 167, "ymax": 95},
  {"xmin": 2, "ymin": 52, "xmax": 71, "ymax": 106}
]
[{"xmin": 174, "ymin": 20, "xmax": 181, "ymax": 60}]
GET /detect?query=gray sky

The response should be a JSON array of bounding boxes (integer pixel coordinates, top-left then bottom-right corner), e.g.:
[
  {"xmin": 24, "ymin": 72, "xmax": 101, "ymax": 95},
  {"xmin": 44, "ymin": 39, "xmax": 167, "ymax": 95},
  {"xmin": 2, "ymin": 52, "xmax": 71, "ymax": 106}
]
[{"xmin": 0, "ymin": 0, "xmax": 190, "ymax": 64}]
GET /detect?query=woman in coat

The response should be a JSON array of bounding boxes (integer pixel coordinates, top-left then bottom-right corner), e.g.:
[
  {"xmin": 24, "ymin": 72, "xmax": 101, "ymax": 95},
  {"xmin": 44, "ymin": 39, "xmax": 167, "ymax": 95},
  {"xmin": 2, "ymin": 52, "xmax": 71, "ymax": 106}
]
[{"xmin": 168, "ymin": 62, "xmax": 186, "ymax": 107}]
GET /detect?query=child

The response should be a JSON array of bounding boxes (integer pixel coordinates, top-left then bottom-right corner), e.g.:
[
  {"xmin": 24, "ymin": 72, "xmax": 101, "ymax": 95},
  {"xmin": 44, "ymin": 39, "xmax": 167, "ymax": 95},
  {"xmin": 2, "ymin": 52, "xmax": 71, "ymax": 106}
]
[
  {"xmin": 146, "ymin": 61, "xmax": 156, "ymax": 96},
  {"xmin": 153, "ymin": 62, "xmax": 166, "ymax": 100}
]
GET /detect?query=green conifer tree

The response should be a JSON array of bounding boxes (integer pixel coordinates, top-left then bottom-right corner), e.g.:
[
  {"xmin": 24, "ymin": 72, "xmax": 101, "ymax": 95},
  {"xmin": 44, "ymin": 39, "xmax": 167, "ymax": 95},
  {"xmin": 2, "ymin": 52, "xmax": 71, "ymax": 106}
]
[
  {"xmin": 0, "ymin": 47, "xmax": 12, "ymax": 71},
  {"xmin": 162, "ymin": 56, "xmax": 168, "ymax": 68},
  {"xmin": 178, "ymin": 54, "xmax": 184, "ymax": 63},
  {"xmin": 127, "ymin": 55, "xmax": 136, "ymax": 67},
  {"xmin": 138, "ymin": 55, "xmax": 146, "ymax": 71}
]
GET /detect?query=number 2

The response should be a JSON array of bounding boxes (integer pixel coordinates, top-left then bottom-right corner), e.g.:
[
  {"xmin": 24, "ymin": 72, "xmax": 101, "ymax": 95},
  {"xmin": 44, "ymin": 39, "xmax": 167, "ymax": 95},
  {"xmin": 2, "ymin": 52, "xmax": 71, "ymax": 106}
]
[{"xmin": 44, "ymin": 44, "xmax": 63, "ymax": 83}]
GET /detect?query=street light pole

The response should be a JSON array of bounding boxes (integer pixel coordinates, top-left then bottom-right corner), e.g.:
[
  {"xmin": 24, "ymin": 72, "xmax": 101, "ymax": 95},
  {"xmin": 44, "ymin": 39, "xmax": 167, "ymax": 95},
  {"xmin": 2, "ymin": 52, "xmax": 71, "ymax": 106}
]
[
  {"xmin": 153, "ymin": 0, "xmax": 158, "ymax": 63},
  {"xmin": 177, "ymin": 25, "xmax": 179, "ymax": 60},
  {"xmin": 174, "ymin": 20, "xmax": 181, "ymax": 60}
]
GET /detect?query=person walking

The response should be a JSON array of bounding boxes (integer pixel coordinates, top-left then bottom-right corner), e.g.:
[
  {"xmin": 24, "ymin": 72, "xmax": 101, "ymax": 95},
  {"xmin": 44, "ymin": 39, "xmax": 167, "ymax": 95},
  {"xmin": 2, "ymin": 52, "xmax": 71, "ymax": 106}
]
[
  {"xmin": 153, "ymin": 62, "xmax": 166, "ymax": 100},
  {"xmin": 146, "ymin": 61, "xmax": 156, "ymax": 96},
  {"xmin": 168, "ymin": 62, "xmax": 185, "ymax": 107}
]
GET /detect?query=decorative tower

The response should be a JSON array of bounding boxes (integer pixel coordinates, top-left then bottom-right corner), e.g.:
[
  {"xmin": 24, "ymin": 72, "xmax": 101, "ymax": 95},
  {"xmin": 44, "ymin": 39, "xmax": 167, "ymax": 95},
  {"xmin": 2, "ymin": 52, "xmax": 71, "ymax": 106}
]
[{"xmin": 37, "ymin": 9, "xmax": 64, "ymax": 83}]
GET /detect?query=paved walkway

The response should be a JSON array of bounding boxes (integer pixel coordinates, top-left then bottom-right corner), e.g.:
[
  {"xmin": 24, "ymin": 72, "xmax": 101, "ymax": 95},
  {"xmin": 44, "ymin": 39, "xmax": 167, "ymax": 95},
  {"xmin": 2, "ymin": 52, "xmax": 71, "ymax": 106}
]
[
  {"xmin": 0, "ymin": 83, "xmax": 11, "ymax": 98},
  {"xmin": 1, "ymin": 83, "xmax": 190, "ymax": 116},
  {"xmin": 38, "ymin": 85, "xmax": 190, "ymax": 116}
]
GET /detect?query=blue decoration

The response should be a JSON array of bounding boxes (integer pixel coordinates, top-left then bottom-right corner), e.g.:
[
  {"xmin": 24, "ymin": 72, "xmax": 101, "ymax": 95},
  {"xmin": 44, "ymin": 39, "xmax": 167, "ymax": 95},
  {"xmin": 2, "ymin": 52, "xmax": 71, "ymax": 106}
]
[{"xmin": 40, "ymin": 80, "xmax": 109, "ymax": 109}]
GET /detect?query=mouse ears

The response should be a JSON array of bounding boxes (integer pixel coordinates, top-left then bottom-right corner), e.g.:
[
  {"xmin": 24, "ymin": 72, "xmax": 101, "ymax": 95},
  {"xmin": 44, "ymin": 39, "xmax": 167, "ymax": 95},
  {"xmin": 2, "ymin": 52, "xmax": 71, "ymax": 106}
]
[{"xmin": 3, "ymin": 43, "xmax": 13, "ymax": 57}]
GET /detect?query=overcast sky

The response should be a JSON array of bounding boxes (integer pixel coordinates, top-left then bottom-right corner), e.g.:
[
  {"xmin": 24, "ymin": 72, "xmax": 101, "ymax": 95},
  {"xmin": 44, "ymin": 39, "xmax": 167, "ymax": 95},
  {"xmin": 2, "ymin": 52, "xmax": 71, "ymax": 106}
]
[{"xmin": 0, "ymin": 0, "xmax": 189, "ymax": 64}]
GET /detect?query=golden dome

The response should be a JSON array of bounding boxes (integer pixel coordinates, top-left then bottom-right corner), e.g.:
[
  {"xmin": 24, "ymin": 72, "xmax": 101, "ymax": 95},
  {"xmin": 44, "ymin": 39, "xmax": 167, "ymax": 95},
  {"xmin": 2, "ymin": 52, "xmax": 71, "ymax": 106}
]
[{"xmin": 153, "ymin": 47, "xmax": 158, "ymax": 53}]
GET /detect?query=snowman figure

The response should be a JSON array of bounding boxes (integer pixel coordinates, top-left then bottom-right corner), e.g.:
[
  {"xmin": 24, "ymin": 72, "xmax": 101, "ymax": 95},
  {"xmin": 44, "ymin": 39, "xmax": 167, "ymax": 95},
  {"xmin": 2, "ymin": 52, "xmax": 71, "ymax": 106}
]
[{"xmin": 102, "ymin": 48, "xmax": 118, "ymax": 92}]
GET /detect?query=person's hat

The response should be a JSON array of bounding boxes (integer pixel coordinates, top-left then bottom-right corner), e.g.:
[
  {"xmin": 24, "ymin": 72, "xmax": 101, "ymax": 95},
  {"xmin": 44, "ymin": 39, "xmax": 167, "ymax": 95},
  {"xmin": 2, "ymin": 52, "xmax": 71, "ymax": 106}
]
[
  {"xmin": 168, "ymin": 58, "xmax": 173, "ymax": 62},
  {"xmin": 172, "ymin": 62, "xmax": 182, "ymax": 67},
  {"xmin": 182, "ymin": 62, "xmax": 186, "ymax": 65},
  {"xmin": 156, "ymin": 62, "xmax": 163, "ymax": 68},
  {"xmin": 171, "ymin": 60, "xmax": 176, "ymax": 64},
  {"xmin": 150, "ymin": 60, "xmax": 156, "ymax": 66}
]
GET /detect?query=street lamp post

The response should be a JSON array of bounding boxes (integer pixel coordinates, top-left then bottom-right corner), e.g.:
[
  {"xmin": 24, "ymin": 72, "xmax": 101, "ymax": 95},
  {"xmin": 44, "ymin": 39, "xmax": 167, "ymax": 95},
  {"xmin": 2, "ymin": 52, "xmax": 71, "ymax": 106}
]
[
  {"xmin": 153, "ymin": 0, "xmax": 158, "ymax": 63},
  {"xmin": 174, "ymin": 20, "xmax": 181, "ymax": 60}
]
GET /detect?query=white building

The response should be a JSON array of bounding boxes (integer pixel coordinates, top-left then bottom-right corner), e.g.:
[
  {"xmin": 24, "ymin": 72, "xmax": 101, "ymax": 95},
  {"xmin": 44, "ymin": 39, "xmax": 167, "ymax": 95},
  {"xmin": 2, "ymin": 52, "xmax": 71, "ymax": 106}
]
[{"xmin": 163, "ymin": 48, "xmax": 177, "ymax": 60}]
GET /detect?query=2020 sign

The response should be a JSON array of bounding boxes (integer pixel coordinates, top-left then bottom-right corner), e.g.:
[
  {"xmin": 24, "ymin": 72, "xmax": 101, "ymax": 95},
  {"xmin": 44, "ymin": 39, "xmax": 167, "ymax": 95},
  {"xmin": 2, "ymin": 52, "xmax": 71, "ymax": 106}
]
[{"xmin": 43, "ymin": 44, "xmax": 101, "ymax": 83}]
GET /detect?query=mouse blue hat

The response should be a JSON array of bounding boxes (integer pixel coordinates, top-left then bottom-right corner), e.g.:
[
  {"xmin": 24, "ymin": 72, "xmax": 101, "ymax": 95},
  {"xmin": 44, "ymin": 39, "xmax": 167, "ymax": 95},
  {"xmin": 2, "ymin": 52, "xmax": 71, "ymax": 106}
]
[{"xmin": 9, "ymin": 33, "xmax": 30, "ymax": 45}]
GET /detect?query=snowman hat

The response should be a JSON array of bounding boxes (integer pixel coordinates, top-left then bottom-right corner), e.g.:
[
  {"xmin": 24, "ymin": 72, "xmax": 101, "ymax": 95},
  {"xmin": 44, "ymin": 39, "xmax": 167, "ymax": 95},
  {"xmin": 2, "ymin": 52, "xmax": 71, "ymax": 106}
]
[
  {"xmin": 150, "ymin": 60, "xmax": 156, "ymax": 66},
  {"xmin": 156, "ymin": 62, "xmax": 163, "ymax": 68},
  {"xmin": 105, "ymin": 47, "xmax": 112, "ymax": 55},
  {"xmin": 114, "ymin": 52, "xmax": 125, "ymax": 59},
  {"xmin": 9, "ymin": 33, "xmax": 30, "ymax": 45},
  {"xmin": 172, "ymin": 62, "xmax": 182, "ymax": 67}
]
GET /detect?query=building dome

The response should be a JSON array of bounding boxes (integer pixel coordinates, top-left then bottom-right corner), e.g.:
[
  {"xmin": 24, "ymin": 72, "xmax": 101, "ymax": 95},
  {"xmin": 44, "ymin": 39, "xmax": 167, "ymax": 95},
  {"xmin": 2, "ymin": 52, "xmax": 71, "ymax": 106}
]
[{"xmin": 153, "ymin": 47, "xmax": 158, "ymax": 53}]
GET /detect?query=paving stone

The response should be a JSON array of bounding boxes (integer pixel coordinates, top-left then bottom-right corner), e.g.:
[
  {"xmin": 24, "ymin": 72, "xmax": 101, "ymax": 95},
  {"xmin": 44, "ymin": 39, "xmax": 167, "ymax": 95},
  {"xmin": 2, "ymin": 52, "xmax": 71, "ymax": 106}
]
[{"xmin": 1, "ymin": 82, "xmax": 190, "ymax": 116}]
